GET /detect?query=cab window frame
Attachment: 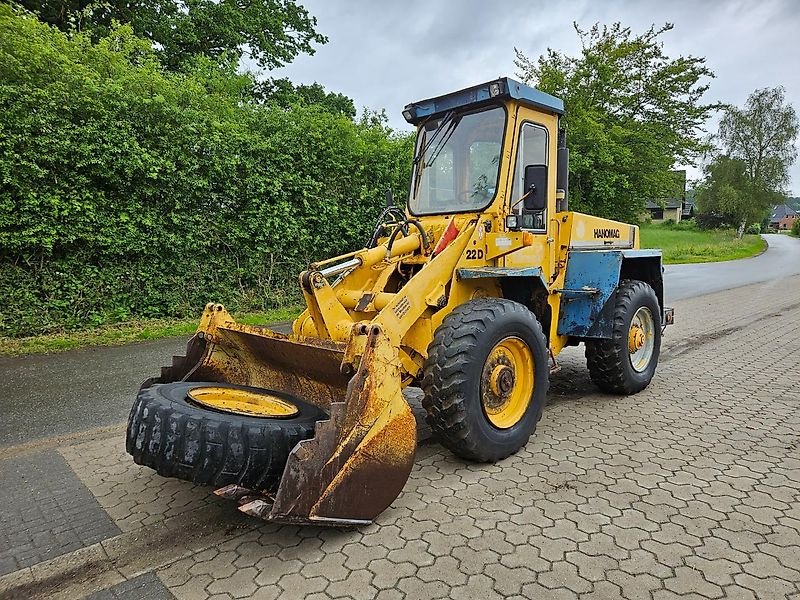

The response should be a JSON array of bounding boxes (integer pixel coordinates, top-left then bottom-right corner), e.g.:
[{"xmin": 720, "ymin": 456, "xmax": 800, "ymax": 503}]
[{"xmin": 407, "ymin": 103, "xmax": 508, "ymax": 217}]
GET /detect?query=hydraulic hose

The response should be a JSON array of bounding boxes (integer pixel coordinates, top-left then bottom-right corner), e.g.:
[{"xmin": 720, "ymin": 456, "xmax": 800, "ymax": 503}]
[
  {"xmin": 385, "ymin": 219, "xmax": 429, "ymax": 259},
  {"xmin": 405, "ymin": 219, "xmax": 429, "ymax": 251},
  {"xmin": 366, "ymin": 207, "xmax": 408, "ymax": 248}
]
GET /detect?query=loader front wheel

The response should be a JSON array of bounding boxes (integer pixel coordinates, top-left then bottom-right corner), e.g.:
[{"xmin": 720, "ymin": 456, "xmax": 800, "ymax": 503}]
[
  {"xmin": 126, "ymin": 382, "xmax": 326, "ymax": 491},
  {"xmin": 421, "ymin": 299, "xmax": 549, "ymax": 462},
  {"xmin": 585, "ymin": 279, "xmax": 661, "ymax": 394}
]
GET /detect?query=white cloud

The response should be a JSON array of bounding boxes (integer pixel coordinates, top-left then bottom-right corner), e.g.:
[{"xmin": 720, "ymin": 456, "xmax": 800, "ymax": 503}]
[{"xmin": 267, "ymin": 0, "xmax": 800, "ymax": 193}]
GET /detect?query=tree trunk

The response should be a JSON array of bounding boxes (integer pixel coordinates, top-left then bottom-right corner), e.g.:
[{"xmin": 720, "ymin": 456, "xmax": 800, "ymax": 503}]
[{"xmin": 737, "ymin": 220, "xmax": 747, "ymax": 239}]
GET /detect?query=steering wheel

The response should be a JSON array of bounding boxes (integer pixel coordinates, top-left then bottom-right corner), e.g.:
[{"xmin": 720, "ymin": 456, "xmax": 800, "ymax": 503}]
[{"xmin": 458, "ymin": 188, "xmax": 493, "ymax": 203}]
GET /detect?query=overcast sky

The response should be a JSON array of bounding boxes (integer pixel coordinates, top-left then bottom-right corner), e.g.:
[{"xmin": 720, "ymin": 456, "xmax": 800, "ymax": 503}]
[{"xmin": 269, "ymin": 0, "xmax": 800, "ymax": 193}]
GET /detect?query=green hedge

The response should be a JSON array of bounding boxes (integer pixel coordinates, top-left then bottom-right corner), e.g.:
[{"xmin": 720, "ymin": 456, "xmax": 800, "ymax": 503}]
[{"xmin": 0, "ymin": 7, "xmax": 414, "ymax": 337}]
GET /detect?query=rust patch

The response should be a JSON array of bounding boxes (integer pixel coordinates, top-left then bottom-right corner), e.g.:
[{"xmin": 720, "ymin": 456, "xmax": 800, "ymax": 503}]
[
  {"xmin": 149, "ymin": 325, "xmax": 349, "ymax": 410},
  {"xmin": 268, "ymin": 325, "xmax": 417, "ymax": 525}
]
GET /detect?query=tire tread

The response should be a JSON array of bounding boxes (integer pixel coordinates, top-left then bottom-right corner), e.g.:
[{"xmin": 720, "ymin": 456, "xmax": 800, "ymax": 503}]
[
  {"xmin": 421, "ymin": 299, "xmax": 549, "ymax": 462},
  {"xmin": 126, "ymin": 383, "xmax": 319, "ymax": 490}
]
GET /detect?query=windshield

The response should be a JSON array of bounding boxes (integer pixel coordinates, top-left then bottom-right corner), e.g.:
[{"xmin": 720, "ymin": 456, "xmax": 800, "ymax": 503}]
[{"xmin": 409, "ymin": 105, "xmax": 506, "ymax": 215}]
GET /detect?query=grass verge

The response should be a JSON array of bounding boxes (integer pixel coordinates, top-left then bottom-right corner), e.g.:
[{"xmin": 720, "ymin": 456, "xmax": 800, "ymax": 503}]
[
  {"xmin": 639, "ymin": 222, "xmax": 766, "ymax": 264},
  {"xmin": 0, "ymin": 306, "xmax": 303, "ymax": 358}
]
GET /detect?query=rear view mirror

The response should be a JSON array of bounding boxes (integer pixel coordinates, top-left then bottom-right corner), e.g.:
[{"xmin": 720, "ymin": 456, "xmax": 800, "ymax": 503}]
[{"xmin": 523, "ymin": 165, "xmax": 548, "ymax": 211}]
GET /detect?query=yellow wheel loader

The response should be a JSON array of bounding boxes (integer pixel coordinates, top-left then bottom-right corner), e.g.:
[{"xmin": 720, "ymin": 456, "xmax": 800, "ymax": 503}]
[{"xmin": 126, "ymin": 77, "xmax": 674, "ymax": 526}]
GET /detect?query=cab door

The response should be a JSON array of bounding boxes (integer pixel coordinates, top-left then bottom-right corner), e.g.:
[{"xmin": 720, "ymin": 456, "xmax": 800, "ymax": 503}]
[{"xmin": 504, "ymin": 114, "xmax": 557, "ymax": 280}]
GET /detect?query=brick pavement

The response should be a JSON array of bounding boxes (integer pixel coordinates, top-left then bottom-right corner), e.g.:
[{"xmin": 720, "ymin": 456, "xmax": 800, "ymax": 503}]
[
  {"xmin": 85, "ymin": 574, "xmax": 172, "ymax": 600},
  {"xmin": 1, "ymin": 275, "xmax": 800, "ymax": 599},
  {"xmin": 0, "ymin": 450, "xmax": 120, "ymax": 577}
]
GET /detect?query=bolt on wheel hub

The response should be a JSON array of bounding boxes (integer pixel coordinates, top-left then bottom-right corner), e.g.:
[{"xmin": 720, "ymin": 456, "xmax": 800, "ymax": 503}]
[
  {"xmin": 188, "ymin": 386, "xmax": 299, "ymax": 418},
  {"xmin": 480, "ymin": 336, "xmax": 535, "ymax": 429},
  {"xmin": 628, "ymin": 307, "xmax": 656, "ymax": 373}
]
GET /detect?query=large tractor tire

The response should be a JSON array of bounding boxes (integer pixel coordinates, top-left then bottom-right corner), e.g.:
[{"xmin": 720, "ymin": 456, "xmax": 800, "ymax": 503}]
[
  {"xmin": 585, "ymin": 279, "xmax": 662, "ymax": 394},
  {"xmin": 126, "ymin": 382, "xmax": 326, "ymax": 490},
  {"xmin": 421, "ymin": 298, "xmax": 549, "ymax": 462}
]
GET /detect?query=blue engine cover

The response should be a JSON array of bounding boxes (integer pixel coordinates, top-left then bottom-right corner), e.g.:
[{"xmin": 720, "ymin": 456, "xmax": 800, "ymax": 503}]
[
  {"xmin": 557, "ymin": 251, "xmax": 622, "ymax": 338},
  {"xmin": 557, "ymin": 249, "xmax": 663, "ymax": 338}
]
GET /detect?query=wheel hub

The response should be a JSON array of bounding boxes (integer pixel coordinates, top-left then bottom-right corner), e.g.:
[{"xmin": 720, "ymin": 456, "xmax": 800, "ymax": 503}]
[
  {"xmin": 188, "ymin": 386, "xmax": 299, "ymax": 418},
  {"xmin": 480, "ymin": 336, "xmax": 535, "ymax": 429},
  {"xmin": 628, "ymin": 306, "xmax": 656, "ymax": 373},
  {"xmin": 628, "ymin": 325, "xmax": 645, "ymax": 353},
  {"xmin": 489, "ymin": 364, "xmax": 515, "ymax": 397}
]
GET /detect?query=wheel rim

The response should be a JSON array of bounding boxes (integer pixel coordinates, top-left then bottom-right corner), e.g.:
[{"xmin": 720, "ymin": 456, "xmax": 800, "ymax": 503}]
[
  {"xmin": 480, "ymin": 336, "xmax": 535, "ymax": 429},
  {"xmin": 628, "ymin": 307, "xmax": 656, "ymax": 373},
  {"xmin": 188, "ymin": 386, "xmax": 299, "ymax": 418}
]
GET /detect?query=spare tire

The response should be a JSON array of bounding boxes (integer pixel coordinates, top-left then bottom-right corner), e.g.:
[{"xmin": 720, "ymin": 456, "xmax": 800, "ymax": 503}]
[{"xmin": 126, "ymin": 381, "xmax": 326, "ymax": 491}]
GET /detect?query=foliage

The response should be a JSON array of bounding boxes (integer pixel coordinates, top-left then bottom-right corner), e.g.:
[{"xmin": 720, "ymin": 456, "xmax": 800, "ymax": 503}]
[
  {"xmin": 515, "ymin": 23, "xmax": 716, "ymax": 223},
  {"xmin": 694, "ymin": 212, "xmax": 725, "ymax": 230},
  {"xmin": 15, "ymin": 0, "xmax": 326, "ymax": 70},
  {"xmin": 694, "ymin": 156, "xmax": 776, "ymax": 229},
  {"xmin": 0, "ymin": 7, "xmax": 414, "ymax": 337},
  {"xmin": 255, "ymin": 78, "xmax": 356, "ymax": 119},
  {"xmin": 718, "ymin": 87, "xmax": 798, "ymax": 196},
  {"xmin": 0, "ymin": 306, "xmax": 302, "ymax": 356},
  {"xmin": 792, "ymin": 218, "xmax": 800, "ymax": 237},
  {"xmin": 656, "ymin": 218, "xmax": 697, "ymax": 231},
  {"xmin": 639, "ymin": 223, "xmax": 765, "ymax": 264},
  {"xmin": 695, "ymin": 87, "xmax": 798, "ymax": 233}
]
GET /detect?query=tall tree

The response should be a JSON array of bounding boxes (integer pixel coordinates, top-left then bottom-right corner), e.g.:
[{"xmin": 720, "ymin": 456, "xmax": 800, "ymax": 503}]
[
  {"xmin": 255, "ymin": 78, "xmax": 356, "ymax": 119},
  {"xmin": 515, "ymin": 23, "xmax": 716, "ymax": 222},
  {"xmin": 16, "ymin": 0, "xmax": 327, "ymax": 70},
  {"xmin": 717, "ymin": 86, "xmax": 798, "ymax": 206},
  {"xmin": 693, "ymin": 155, "xmax": 782, "ymax": 231}
]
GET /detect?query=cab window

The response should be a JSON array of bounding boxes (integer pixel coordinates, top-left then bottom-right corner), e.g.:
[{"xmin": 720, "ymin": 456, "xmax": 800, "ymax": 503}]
[
  {"xmin": 511, "ymin": 123, "xmax": 548, "ymax": 230},
  {"xmin": 409, "ymin": 106, "xmax": 505, "ymax": 215}
]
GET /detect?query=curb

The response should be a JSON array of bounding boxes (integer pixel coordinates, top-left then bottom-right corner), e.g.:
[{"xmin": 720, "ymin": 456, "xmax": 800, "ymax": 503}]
[{"xmin": 0, "ymin": 502, "xmax": 258, "ymax": 599}]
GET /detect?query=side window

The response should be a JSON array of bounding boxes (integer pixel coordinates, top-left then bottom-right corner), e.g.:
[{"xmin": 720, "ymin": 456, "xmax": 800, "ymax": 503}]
[{"xmin": 511, "ymin": 123, "xmax": 548, "ymax": 230}]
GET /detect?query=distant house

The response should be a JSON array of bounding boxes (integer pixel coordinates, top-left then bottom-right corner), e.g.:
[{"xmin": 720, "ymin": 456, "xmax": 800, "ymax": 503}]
[
  {"xmin": 769, "ymin": 204, "xmax": 799, "ymax": 230},
  {"xmin": 644, "ymin": 170, "xmax": 688, "ymax": 223},
  {"xmin": 645, "ymin": 199, "xmax": 684, "ymax": 222}
]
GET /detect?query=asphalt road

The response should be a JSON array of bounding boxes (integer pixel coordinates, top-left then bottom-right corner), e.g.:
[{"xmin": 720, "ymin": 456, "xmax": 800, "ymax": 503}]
[
  {"xmin": 664, "ymin": 232, "xmax": 800, "ymax": 301},
  {"xmin": 1, "ymin": 233, "xmax": 799, "ymax": 450}
]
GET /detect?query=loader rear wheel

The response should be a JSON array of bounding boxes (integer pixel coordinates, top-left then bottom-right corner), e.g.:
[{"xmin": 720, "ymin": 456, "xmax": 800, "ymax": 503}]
[
  {"xmin": 585, "ymin": 279, "xmax": 661, "ymax": 394},
  {"xmin": 421, "ymin": 298, "xmax": 549, "ymax": 462},
  {"xmin": 126, "ymin": 382, "xmax": 326, "ymax": 491}
]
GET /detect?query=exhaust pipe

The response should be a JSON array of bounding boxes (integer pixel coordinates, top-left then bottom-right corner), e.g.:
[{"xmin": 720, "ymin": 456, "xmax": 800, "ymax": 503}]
[{"xmin": 557, "ymin": 126, "xmax": 569, "ymax": 213}]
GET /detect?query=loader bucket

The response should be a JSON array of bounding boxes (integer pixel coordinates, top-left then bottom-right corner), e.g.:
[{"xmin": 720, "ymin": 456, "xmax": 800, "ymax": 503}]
[
  {"xmin": 191, "ymin": 324, "xmax": 351, "ymax": 410},
  {"xmin": 157, "ymin": 308, "xmax": 417, "ymax": 525},
  {"xmin": 265, "ymin": 324, "xmax": 416, "ymax": 525}
]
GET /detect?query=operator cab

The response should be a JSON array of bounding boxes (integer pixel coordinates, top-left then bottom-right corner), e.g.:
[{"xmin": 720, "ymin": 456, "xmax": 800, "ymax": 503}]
[{"xmin": 403, "ymin": 77, "xmax": 566, "ymax": 231}]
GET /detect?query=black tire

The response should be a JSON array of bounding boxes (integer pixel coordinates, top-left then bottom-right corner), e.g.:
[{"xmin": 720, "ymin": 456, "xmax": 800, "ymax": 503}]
[
  {"xmin": 126, "ymin": 381, "xmax": 326, "ymax": 490},
  {"xmin": 421, "ymin": 298, "xmax": 549, "ymax": 462},
  {"xmin": 585, "ymin": 279, "xmax": 661, "ymax": 394}
]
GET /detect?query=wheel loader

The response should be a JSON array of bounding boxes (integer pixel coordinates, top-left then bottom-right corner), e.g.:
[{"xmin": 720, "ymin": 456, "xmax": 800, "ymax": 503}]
[{"xmin": 126, "ymin": 77, "xmax": 674, "ymax": 526}]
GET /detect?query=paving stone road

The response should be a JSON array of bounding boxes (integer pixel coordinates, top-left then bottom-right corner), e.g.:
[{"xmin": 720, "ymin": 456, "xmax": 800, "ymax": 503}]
[{"xmin": 1, "ymin": 275, "xmax": 799, "ymax": 599}]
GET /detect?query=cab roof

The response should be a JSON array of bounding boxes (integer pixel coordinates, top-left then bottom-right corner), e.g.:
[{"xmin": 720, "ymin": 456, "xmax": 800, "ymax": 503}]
[{"xmin": 402, "ymin": 77, "xmax": 564, "ymax": 125}]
